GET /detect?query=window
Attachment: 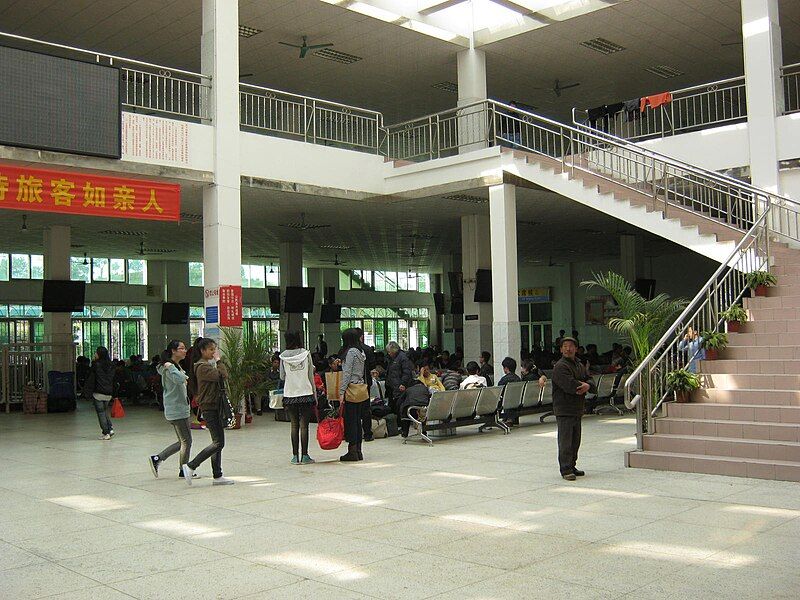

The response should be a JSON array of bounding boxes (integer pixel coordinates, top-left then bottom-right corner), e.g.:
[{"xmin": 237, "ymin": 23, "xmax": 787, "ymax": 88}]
[
  {"xmin": 0, "ymin": 254, "xmax": 8, "ymax": 281},
  {"xmin": 11, "ymin": 254, "xmax": 30, "ymax": 279},
  {"xmin": 418, "ymin": 273, "xmax": 430, "ymax": 293},
  {"xmin": 249, "ymin": 265, "xmax": 266, "ymax": 289},
  {"xmin": 92, "ymin": 258, "xmax": 109, "ymax": 282},
  {"xmin": 266, "ymin": 265, "xmax": 279, "ymax": 287},
  {"xmin": 70, "ymin": 257, "xmax": 91, "ymax": 283},
  {"xmin": 30, "ymin": 255, "xmax": 44, "ymax": 279},
  {"xmin": 189, "ymin": 262, "xmax": 204, "ymax": 287},
  {"xmin": 109, "ymin": 258, "xmax": 126, "ymax": 282},
  {"xmin": 127, "ymin": 259, "xmax": 147, "ymax": 285}
]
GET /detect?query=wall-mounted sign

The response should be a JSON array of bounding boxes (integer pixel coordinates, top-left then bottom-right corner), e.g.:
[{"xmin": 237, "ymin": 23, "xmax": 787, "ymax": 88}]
[
  {"xmin": 219, "ymin": 285, "xmax": 243, "ymax": 327},
  {"xmin": 464, "ymin": 314, "xmax": 479, "ymax": 321},
  {"xmin": 518, "ymin": 287, "xmax": 551, "ymax": 303},
  {"xmin": 205, "ymin": 306, "xmax": 219, "ymax": 325},
  {"xmin": 0, "ymin": 163, "xmax": 180, "ymax": 221}
]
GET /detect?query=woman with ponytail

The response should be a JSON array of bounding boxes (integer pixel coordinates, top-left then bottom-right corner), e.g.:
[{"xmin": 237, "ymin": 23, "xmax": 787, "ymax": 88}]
[{"xmin": 148, "ymin": 340, "xmax": 194, "ymax": 479}]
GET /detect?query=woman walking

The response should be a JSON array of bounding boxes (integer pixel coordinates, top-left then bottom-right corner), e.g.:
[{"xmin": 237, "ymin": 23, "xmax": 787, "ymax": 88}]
[
  {"xmin": 86, "ymin": 346, "xmax": 116, "ymax": 440},
  {"xmin": 149, "ymin": 340, "xmax": 193, "ymax": 479},
  {"xmin": 181, "ymin": 338, "xmax": 234, "ymax": 486},
  {"xmin": 279, "ymin": 331, "xmax": 317, "ymax": 465},
  {"xmin": 339, "ymin": 328, "xmax": 368, "ymax": 462}
]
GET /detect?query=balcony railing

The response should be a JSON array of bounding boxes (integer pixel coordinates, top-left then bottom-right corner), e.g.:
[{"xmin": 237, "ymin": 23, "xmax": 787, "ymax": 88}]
[
  {"xmin": 783, "ymin": 62, "xmax": 800, "ymax": 115},
  {"xmin": 239, "ymin": 84, "xmax": 384, "ymax": 154}
]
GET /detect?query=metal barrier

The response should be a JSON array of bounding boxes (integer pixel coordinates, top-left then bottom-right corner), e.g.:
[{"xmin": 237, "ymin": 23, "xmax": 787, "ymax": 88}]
[
  {"xmin": 784, "ymin": 62, "xmax": 800, "ymax": 115},
  {"xmin": 240, "ymin": 84, "xmax": 384, "ymax": 154},
  {"xmin": 2, "ymin": 343, "xmax": 77, "ymax": 412},
  {"xmin": 0, "ymin": 30, "xmax": 209, "ymax": 121}
]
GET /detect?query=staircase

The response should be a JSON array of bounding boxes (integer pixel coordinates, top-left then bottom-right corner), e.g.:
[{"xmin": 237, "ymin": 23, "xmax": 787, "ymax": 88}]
[{"xmin": 627, "ymin": 245, "xmax": 800, "ymax": 481}]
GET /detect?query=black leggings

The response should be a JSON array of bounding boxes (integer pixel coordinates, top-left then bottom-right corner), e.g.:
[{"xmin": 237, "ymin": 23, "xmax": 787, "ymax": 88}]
[{"xmin": 286, "ymin": 403, "xmax": 313, "ymax": 457}]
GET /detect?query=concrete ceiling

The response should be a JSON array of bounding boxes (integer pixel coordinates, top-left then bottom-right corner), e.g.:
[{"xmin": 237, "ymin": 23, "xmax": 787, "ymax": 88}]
[{"xmin": 0, "ymin": 0, "xmax": 799, "ymax": 121}]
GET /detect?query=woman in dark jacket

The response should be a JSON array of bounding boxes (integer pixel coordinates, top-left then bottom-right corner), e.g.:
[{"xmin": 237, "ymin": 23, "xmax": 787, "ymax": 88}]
[
  {"xmin": 86, "ymin": 346, "xmax": 116, "ymax": 440},
  {"xmin": 339, "ymin": 328, "xmax": 367, "ymax": 462}
]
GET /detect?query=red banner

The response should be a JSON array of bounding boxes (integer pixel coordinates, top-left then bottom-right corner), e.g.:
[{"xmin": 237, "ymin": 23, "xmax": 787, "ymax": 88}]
[
  {"xmin": 0, "ymin": 163, "xmax": 180, "ymax": 221},
  {"xmin": 219, "ymin": 285, "xmax": 243, "ymax": 327}
]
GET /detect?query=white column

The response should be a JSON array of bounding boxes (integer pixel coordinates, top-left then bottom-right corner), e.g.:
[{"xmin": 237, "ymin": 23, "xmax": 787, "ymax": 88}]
[
  {"xmin": 279, "ymin": 241, "xmax": 304, "ymax": 340},
  {"xmin": 457, "ymin": 48, "xmax": 488, "ymax": 154},
  {"xmin": 742, "ymin": 0, "xmax": 783, "ymax": 194},
  {"xmin": 145, "ymin": 260, "xmax": 168, "ymax": 357},
  {"xmin": 461, "ymin": 214, "xmax": 492, "ymax": 363},
  {"xmin": 489, "ymin": 184, "xmax": 521, "ymax": 371},
  {"xmin": 201, "ymin": 0, "xmax": 242, "ymax": 341},
  {"xmin": 619, "ymin": 234, "xmax": 643, "ymax": 284},
  {"xmin": 43, "ymin": 225, "xmax": 72, "ymax": 372}
]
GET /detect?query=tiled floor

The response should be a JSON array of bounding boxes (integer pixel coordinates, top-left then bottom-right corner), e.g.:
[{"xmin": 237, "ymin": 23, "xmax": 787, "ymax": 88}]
[{"xmin": 1, "ymin": 405, "xmax": 799, "ymax": 599}]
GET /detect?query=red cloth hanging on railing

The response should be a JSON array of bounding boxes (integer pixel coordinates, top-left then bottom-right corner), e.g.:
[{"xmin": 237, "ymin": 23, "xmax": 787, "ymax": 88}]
[{"xmin": 640, "ymin": 92, "xmax": 673, "ymax": 112}]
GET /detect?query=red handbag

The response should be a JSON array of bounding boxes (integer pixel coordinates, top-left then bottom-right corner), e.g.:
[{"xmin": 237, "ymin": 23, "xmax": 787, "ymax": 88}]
[
  {"xmin": 317, "ymin": 408, "xmax": 344, "ymax": 450},
  {"xmin": 110, "ymin": 397, "xmax": 126, "ymax": 418}
]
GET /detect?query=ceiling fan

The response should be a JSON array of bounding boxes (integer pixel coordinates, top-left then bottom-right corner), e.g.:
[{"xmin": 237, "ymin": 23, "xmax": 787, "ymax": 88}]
[
  {"xmin": 398, "ymin": 242, "xmax": 418, "ymax": 258},
  {"xmin": 279, "ymin": 212, "xmax": 331, "ymax": 231},
  {"xmin": 278, "ymin": 35, "xmax": 334, "ymax": 59},
  {"xmin": 534, "ymin": 79, "xmax": 580, "ymax": 97},
  {"xmin": 320, "ymin": 253, "xmax": 348, "ymax": 266}
]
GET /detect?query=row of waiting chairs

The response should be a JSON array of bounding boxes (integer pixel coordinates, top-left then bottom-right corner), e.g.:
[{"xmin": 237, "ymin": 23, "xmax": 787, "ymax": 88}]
[{"xmin": 404, "ymin": 373, "xmax": 629, "ymax": 445}]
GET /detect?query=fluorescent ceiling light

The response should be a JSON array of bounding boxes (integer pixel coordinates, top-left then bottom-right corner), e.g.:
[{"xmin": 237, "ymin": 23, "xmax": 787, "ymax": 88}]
[
  {"xmin": 492, "ymin": 0, "xmax": 575, "ymax": 12},
  {"xmin": 400, "ymin": 19, "xmax": 461, "ymax": 42},
  {"xmin": 349, "ymin": 1, "xmax": 401, "ymax": 22}
]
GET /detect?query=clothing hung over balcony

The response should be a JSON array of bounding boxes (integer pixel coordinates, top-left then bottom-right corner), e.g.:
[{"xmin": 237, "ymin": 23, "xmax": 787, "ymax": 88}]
[
  {"xmin": 640, "ymin": 92, "xmax": 673, "ymax": 112},
  {"xmin": 586, "ymin": 102, "xmax": 624, "ymax": 130}
]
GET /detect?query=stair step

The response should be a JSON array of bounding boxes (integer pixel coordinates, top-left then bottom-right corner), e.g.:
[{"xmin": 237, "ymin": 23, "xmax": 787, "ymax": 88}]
[
  {"xmin": 702, "ymin": 373, "xmax": 800, "ymax": 391},
  {"xmin": 727, "ymin": 331, "xmax": 800, "ymax": 346},
  {"xmin": 772, "ymin": 264, "xmax": 800, "ymax": 276},
  {"xmin": 722, "ymin": 345, "xmax": 800, "ymax": 359},
  {"xmin": 665, "ymin": 402, "xmax": 800, "ymax": 423},
  {"xmin": 740, "ymin": 311, "xmax": 800, "ymax": 326},
  {"xmin": 699, "ymin": 359, "xmax": 800, "ymax": 375},
  {"xmin": 745, "ymin": 295, "xmax": 800, "ymax": 309},
  {"xmin": 655, "ymin": 417, "xmax": 800, "ymax": 440},
  {"xmin": 694, "ymin": 388, "xmax": 800, "ymax": 406},
  {"xmin": 643, "ymin": 433, "xmax": 800, "ymax": 462},
  {"xmin": 626, "ymin": 449, "xmax": 800, "ymax": 481}
]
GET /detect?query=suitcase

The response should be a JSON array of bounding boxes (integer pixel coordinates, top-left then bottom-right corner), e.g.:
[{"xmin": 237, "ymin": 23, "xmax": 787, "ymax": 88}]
[
  {"xmin": 384, "ymin": 413, "xmax": 399, "ymax": 437},
  {"xmin": 371, "ymin": 418, "xmax": 388, "ymax": 438},
  {"xmin": 274, "ymin": 408, "xmax": 290, "ymax": 422},
  {"xmin": 47, "ymin": 371, "xmax": 76, "ymax": 412}
]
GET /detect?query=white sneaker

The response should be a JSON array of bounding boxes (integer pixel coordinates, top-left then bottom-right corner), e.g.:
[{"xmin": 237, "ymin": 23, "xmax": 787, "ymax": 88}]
[
  {"xmin": 109, "ymin": 429, "xmax": 115, "ymax": 437},
  {"xmin": 99, "ymin": 434, "xmax": 111, "ymax": 441},
  {"xmin": 212, "ymin": 477, "xmax": 234, "ymax": 486},
  {"xmin": 181, "ymin": 464, "xmax": 195, "ymax": 486}
]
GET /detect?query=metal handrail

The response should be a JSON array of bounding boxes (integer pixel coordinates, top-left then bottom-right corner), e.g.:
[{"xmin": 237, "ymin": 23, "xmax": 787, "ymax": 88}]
[
  {"xmin": 624, "ymin": 209, "xmax": 771, "ymax": 448},
  {"xmin": 782, "ymin": 62, "xmax": 800, "ymax": 114},
  {"xmin": 240, "ymin": 83, "xmax": 384, "ymax": 154}
]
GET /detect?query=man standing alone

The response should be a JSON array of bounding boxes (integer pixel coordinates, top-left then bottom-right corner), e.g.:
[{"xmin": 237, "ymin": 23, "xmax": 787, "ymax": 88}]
[{"xmin": 551, "ymin": 337, "xmax": 594, "ymax": 481}]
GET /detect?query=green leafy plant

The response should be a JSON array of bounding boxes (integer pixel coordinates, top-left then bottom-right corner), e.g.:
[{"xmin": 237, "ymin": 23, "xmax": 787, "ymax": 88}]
[
  {"xmin": 721, "ymin": 305, "xmax": 748, "ymax": 323},
  {"xmin": 665, "ymin": 369, "xmax": 701, "ymax": 392},
  {"xmin": 701, "ymin": 331, "xmax": 729, "ymax": 350},
  {"xmin": 581, "ymin": 271, "xmax": 688, "ymax": 367},
  {"xmin": 746, "ymin": 271, "xmax": 777, "ymax": 289},
  {"xmin": 220, "ymin": 327, "xmax": 270, "ymax": 413}
]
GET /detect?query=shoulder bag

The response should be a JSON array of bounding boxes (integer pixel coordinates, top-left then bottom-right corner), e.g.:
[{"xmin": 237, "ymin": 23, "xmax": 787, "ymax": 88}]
[{"xmin": 345, "ymin": 382, "xmax": 369, "ymax": 403}]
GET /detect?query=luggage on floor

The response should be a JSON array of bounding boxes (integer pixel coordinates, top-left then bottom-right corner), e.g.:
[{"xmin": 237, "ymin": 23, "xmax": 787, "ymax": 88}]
[
  {"xmin": 274, "ymin": 408, "xmax": 290, "ymax": 422},
  {"xmin": 371, "ymin": 418, "xmax": 388, "ymax": 439},
  {"xmin": 47, "ymin": 370, "xmax": 77, "ymax": 412},
  {"xmin": 384, "ymin": 413, "xmax": 399, "ymax": 437},
  {"xmin": 23, "ymin": 386, "xmax": 47, "ymax": 414}
]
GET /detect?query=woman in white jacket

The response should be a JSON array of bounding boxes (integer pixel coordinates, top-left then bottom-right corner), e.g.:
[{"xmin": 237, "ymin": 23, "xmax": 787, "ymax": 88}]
[{"xmin": 279, "ymin": 331, "xmax": 317, "ymax": 465}]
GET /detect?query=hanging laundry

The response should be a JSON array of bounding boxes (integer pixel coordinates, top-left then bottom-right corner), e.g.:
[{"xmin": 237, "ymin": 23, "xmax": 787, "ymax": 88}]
[
  {"xmin": 587, "ymin": 105, "xmax": 606, "ymax": 128},
  {"xmin": 586, "ymin": 103, "xmax": 624, "ymax": 131},
  {"xmin": 623, "ymin": 98, "xmax": 641, "ymax": 121},
  {"xmin": 640, "ymin": 92, "xmax": 673, "ymax": 112}
]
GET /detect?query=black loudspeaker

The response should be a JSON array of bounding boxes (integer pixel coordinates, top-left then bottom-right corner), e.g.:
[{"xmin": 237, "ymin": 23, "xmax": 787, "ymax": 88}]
[
  {"xmin": 320, "ymin": 304, "xmax": 342, "ymax": 323},
  {"xmin": 284, "ymin": 286, "xmax": 315, "ymax": 313},
  {"xmin": 324, "ymin": 286, "xmax": 336, "ymax": 304},
  {"xmin": 635, "ymin": 278, "xmax": 656, "ymax": 300},
  {"xmin": 268, "ymin": 288, "xmax": 281, "ymax": 314},
  {"xmin": 433, "ymin": 292, "xmax": 445, "ymax": 314},
  {"xmin": 474, "ymin": 269, "xmax": 492, "ymax": 303}
]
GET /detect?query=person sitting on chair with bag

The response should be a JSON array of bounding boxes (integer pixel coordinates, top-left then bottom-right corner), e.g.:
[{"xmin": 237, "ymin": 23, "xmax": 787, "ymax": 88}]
[{"xmin": 338, "ymin": 328, "xmax": 368, "ymax": 462}]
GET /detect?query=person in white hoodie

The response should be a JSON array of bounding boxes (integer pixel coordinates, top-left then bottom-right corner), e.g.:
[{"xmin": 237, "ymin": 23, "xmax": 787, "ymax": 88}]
[{"xmin": 280, "ymin": 331, "xmax": 317, "ymax": 465}]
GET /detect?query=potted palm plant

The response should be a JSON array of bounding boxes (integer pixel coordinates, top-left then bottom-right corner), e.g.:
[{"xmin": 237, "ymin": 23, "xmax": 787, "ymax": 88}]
[
  {"xmin": 721, "ymin": 305, "xmax": 748, "ymax": 333},
  {"xmin": 665, "ymin": 369, "xmax": 701, "ymax": 403},
  {"xmin": 220, "ymin": 327, "xmax": 270, "ymax": 429},
  {"xmin": 746, "ymin": 271, "xmax": 777, "ymax": 297},
  {"xmin": 701, "ymin": 331, "xmax": 728, "ymax": 361}
]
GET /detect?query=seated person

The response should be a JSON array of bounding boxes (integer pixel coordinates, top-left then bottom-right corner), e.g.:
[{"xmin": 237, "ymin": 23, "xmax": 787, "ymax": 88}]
[
  {"xmin": 496, "ymin": 357, "xmax": 521, "ymax": 387},
  {"xmin": 440, "ymin": 367, "xmax": 462, "ymax": 391},
  {"xmin": 399, "ymin": 380, "xmax": 432, "ymax": 437},
  {"xmin": 370, "ymin": 366, "xmax": 387, "ymax": 401},
  {"xmin": 418, "ymin": 361, "xmax": 445, "ymax": 392},
  {"xmin": 460, "ymin": 361, "xmax": 488, "ymax": 389},
  {"xmin": 521, "ymin": 359, "xmax": 547, "ymax": 387}
]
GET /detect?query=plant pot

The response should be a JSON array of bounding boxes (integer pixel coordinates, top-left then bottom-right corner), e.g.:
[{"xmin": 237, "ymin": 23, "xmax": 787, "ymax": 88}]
[
  {"xmin": 674, "ymin": 390, "xmax": 691, "ymax": 403},
  {"xmin": 754, "ymin": 284, "xmax": 768, "ymax": 297},
  {"xmin": 230, "ymin": 414, "xmax": 243, "ymax": 430},
  {"xmin": 727, "ymin": 320, "xmax": 742, "ymax": 333},
  {"xmin": 244, "ymin": 414, "xmax": 253, "ymax": 424},
  {"xmin": 705, "ymin": 348, "xmax": 719, "ymax": 360}
]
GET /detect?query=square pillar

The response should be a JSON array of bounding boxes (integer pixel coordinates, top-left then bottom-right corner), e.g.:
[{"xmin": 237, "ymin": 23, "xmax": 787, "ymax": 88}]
[
  {"xmin": 619, "ymin": 234, "xmax": 644, "ymax": 284},
  {"xmin": 201, "ymin": 0, "xmax": 242, "ymax": 342},
  {"xmin": 489, "ymin": 183, "xmax": 521, "ymax": 372},
  {"xmin": 279, "ymin": 241, "xmax": 304, "ymax": 341},
  {"xmin": 742, "ymin": 0, "xmax": 783, "ymax": 194},
  {"xmin": 457, "ymin": 48, "xmax": 488, "ymax": 154},
  {"xmin": 461, "ymin": 214, "xmax": 492, "ymax": 363},
  {"xmin": 43, "ymin": 225, "xmax": 73, "ymax": 372}
]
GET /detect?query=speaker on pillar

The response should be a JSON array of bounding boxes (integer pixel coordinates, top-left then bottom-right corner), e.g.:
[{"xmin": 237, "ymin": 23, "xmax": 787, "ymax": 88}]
[
  {"xmin": 433, "ymin": 292, "xmax": 445, "ymax": 314},
  {"xmin": 635, "ymin": 278, "xmax": 656, "ymax": 300},
  {"xmin": 324, "ymin": 286, "xmax": 336, "ymax": 304},
  {"xmin": 268, "ymin": 288, "xmax": 281, "ymax": 314},
  {"xmin": 474, "ymin": 269, "xmax": 492, "ymax": 302}
]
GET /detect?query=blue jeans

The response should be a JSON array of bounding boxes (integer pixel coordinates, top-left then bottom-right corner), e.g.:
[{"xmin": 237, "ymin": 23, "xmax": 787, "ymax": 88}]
[
  {"xmin": 93, "ymin": 399, "xmax": 112, "ymax": 435},
  {"xmin": 158, "ymin": 418, "xmax": 193, "ymax": 475},
  {"xmin": 188, "ymin": 409, "xmax": 224, "ymax": 478}
]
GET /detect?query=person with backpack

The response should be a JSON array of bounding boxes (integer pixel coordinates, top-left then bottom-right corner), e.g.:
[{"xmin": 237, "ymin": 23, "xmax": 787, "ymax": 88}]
[
  {"xmin": 149, "ymin": 340, "xmax": 194, "ymax": 479},
  {"xmin": 84, "ymin": 346, "xmax": 116, "ymax": 440},
  {"xmin": 459, "ymin": 361, "xmax": 488, "ymax": 389},
  {"xmin": 279, "ymin": 331, "xmax": 317, "ymax": 465},
  {"xmin": 181, "ymin": 338, "xmax": 233, "ymax": 486}
]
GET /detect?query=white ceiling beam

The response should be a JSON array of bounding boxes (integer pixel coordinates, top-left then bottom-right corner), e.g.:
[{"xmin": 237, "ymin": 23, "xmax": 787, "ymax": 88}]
[
  {"xmin": 417, "ymin": 0, "xmax": 470, "ymax": 16},
  {"xmin": 489, "ymin": 0, "xmax": 555, "ymax": 23}
]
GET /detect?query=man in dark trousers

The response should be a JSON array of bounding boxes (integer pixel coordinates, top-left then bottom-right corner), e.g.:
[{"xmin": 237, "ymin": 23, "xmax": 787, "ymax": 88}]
[
  {"xmin": 551, "ymin": 337, "xmax": 595, "ymax": 481},
  {"xmin": 385, "ymin": 341, "xmax": 415, "ymax": 419}
]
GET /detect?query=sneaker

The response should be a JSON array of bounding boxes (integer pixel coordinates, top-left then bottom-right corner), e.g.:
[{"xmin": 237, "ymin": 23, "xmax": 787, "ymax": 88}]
[
  {"xmin": 181, "ymin": 464, "xmax": 195, "ymax": 486},
  {"xmin": 149, "ymin": 455, "xmax": 160, "ymax": 478},
  {"xmin": 212, "ymin": 477, "xmax": 234, "ymax": 486},
  {"xmin": 562, "ymin": 472, "xmax": 577, "ymax": 481},
  {"xmin": 290, "ymin": 456, "xmax": 300, "ymax": 465},
  {"xmin": 178, "ymin": 471, "xmax": 199, "ymax": 479},
  {"xmin": 301, "ymin": 454, "xmax": 315, "ymax": 464},
  {"xmin": 109, "ymin": 429, "xmax": 115, "ymax": 437},
  {"xmin": 573, "ymin": 468, "xmax": 585, "ymax": 477},
  {"xmin": 99, "ymin": 434, "xmax": 112, "ymax": 441}
]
